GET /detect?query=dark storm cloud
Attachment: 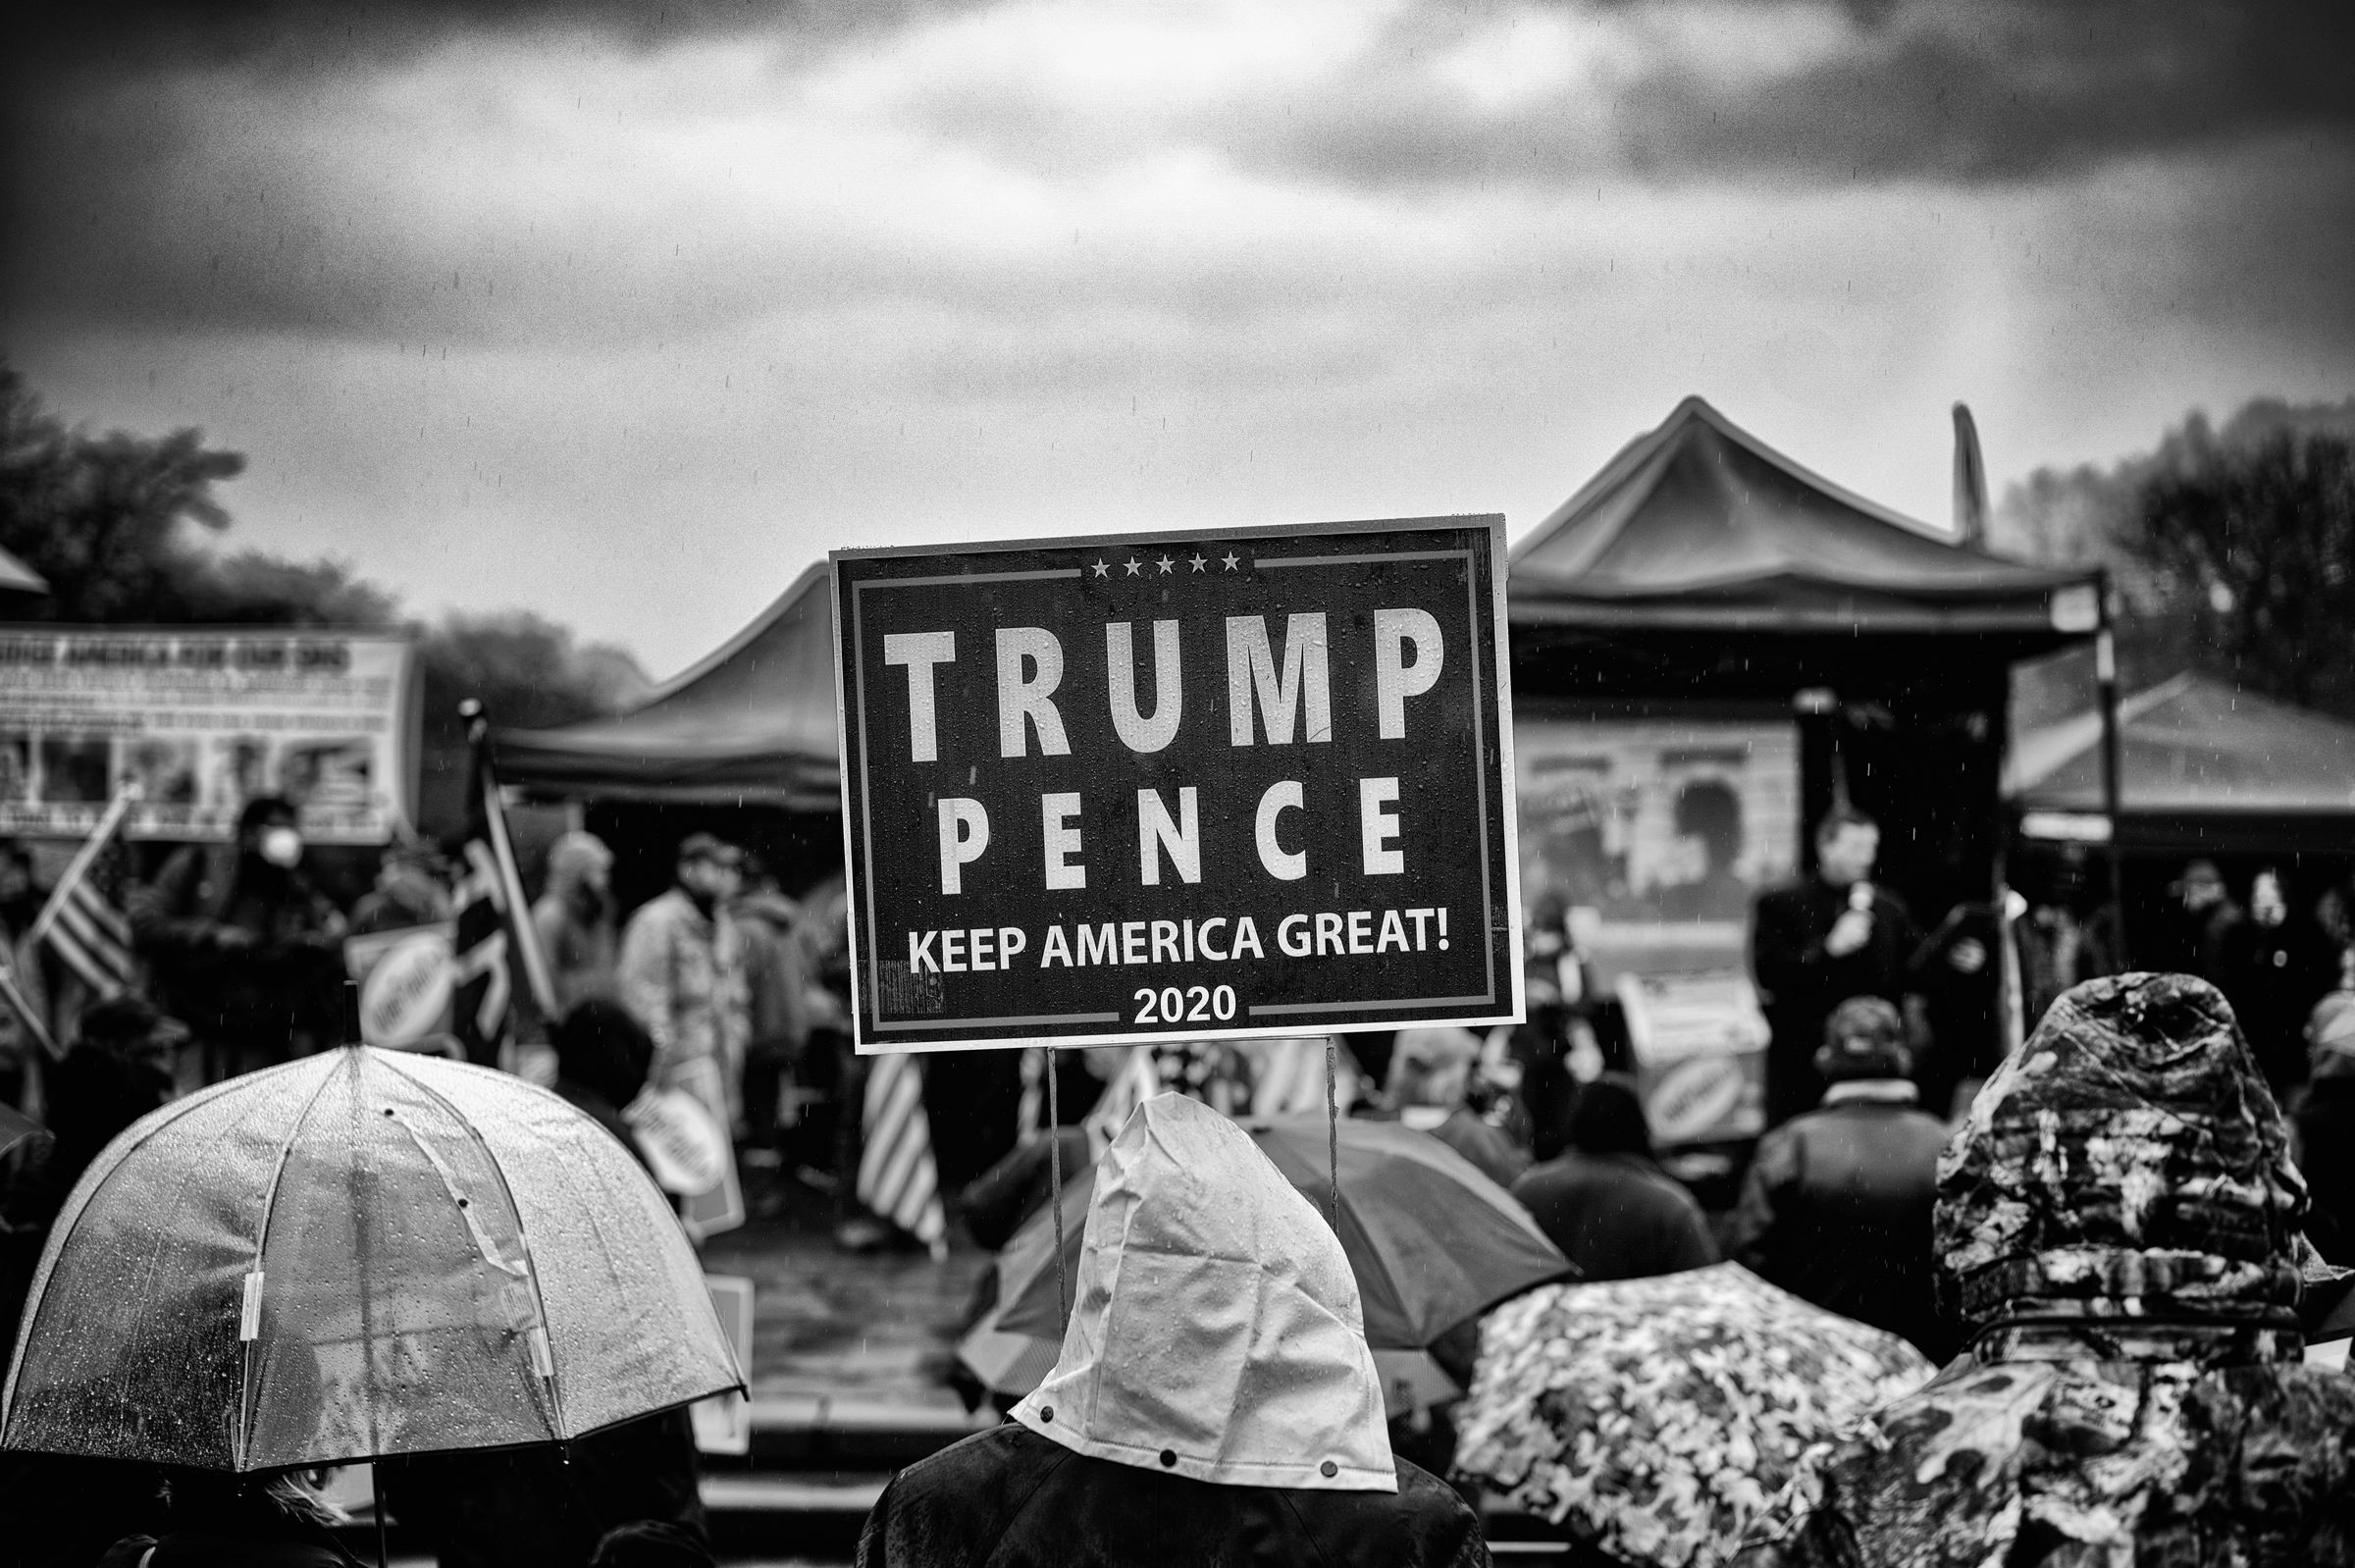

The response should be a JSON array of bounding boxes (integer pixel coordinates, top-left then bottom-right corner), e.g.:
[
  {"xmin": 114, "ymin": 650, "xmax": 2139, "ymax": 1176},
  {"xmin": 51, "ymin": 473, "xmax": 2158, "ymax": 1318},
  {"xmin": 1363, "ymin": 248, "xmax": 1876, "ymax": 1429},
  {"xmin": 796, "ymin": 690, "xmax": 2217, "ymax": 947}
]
[
  {"xmin": 1199, "ymin": 0, "xmax": 2355, "ymax": 189},
  {"xmin": 6, "ymin": 0, "xmax": 945, "ymax": 72}
]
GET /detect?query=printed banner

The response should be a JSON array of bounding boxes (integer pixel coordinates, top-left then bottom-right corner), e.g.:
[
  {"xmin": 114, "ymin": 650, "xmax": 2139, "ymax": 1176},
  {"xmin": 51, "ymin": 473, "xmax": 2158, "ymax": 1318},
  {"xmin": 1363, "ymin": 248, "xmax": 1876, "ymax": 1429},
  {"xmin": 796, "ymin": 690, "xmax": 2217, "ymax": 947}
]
[
  {"xmin": 1614, "ymin": 968, "xmax": 1770, "ymax": 1145},
  {"xmin": 0, "ymin": 626, "xmax": 417, "ymax": 843},
  {"xmin": 833, "ymin": 515, "xmax": 1521, "ymax": 1052},
  {"xmin": 1516, "ymin": 716, "xmax": 1799, "ymax": 985}
]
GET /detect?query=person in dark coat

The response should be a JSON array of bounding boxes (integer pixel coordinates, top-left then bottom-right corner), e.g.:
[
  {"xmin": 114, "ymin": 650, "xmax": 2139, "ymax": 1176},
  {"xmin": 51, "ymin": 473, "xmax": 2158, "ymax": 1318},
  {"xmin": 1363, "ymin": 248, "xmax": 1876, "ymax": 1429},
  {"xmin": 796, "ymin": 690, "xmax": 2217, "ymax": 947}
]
[
  {"xmin": 550, "ymin": 997, "xmax": 657, "ymax": 1161},
  {"xmin": 97, "ymin": 1470, "xmax": 358, "ymax": 1568},
  {"xmin": 1749, "ymin": 807, "xmax": 1920, "ymax": 1127},
  {"xmin": 1508, "ymin": 1074, "xmax": 1715, "ymax": 1281},
  {"xmin": 858, "ymin": 1093, "xmax": 1488, "ymax": 1568},
  {"xmin": 1734, "ymin": 973, "xmax": 2355, "ymax": 1567},
  {"xmin": 380, "ymin": 1407, "xmax": 710, "ymax": 1568},
  {"xmin": 2214, "ymin": 866, "xmax": 2340, "ymax": 1098},
  {"xmin": 2294, "ymin": 990, "xmax": 2355, "ymax": 1265},
  {"xmin": 377, "ymin": 998, "xmax": 708, "ymax": 1568},
  {"xmin": 131, "ymin": 795, "xmax": 346, "ymax": 1082},
  {"xmin": 1724, "ymin": 997, "xmax": 1955, "ymax": 1362}
]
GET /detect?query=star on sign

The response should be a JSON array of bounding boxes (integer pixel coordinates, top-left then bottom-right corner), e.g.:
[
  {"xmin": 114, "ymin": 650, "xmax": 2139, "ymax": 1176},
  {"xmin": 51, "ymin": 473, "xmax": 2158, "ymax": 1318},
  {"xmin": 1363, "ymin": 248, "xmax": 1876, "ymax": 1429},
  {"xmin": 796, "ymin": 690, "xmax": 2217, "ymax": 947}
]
[
  {"xmin": 1125, "ymin": 557, "xmax": 1143, "ymax": 576},
  {"xmin": 1188, "ymin": 552, "xmax": 1208, "ymax": 572},
  {"xmin": 1090, "ymin": 560, "xmax": 1110, "ymax": 578},
  {"xmin": 1155, "ymin": 554, "xmax": 1176, "ymax": 574},
  {"xmin": 1221, "ymin": 550, "xmax": 1241, "ymax": 571}
]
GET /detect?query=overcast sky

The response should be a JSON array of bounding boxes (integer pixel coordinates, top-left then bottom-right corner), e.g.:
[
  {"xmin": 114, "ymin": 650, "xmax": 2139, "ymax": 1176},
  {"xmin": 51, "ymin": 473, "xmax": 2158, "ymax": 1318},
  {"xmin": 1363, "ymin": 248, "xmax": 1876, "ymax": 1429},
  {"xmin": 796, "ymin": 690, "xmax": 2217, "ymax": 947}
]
[{"xmin": 5, "ymin": 0, "xmax": 2350, "ymax": 678}]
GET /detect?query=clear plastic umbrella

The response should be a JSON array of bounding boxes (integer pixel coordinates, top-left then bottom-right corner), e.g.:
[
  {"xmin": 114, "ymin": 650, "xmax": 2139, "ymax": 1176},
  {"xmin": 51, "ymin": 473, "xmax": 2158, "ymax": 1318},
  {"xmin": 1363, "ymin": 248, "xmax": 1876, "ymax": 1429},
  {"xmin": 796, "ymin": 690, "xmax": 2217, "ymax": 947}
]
[{"xmin": 1, "ymin": 1045, "xmax": 742, "ymax": 1474}]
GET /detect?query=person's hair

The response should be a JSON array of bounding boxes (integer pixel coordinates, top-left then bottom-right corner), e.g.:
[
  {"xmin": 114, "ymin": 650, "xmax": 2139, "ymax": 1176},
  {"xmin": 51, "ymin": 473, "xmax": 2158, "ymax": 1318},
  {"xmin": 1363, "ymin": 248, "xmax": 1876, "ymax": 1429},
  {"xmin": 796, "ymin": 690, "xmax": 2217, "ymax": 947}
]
[
  {"xmin": 1814, "ymin": 804, "xmax": 1877, "ymax": 844},
  {"xmin": 154, "ymin": 1467, "xmax": 342, "ymax": 1528},
  {"xmin": 1815, "ymin": 995, "xmax": 1911, "ymax": 1081},
  {"xmin": 1674, "ymin": 779, "xmax": 1743, "ymax": 864},
  {"xmin": 590, "ymin": 1520, "xmax": 715, "ymax": 1567},
  {"xmin": 676, "ymin": 831, "xmax": 739, "ymax": 869},
  {"xmin": 552, "ymin": 997, "xmax": 656, "ymax": 1108},
  {"xmin": 235, "ymin": 795, "xmax": 296, "ymax": 837},
  {"xmin": 1564, "ymin": 1073, "xmax": 1653, "ymax": 1159}
]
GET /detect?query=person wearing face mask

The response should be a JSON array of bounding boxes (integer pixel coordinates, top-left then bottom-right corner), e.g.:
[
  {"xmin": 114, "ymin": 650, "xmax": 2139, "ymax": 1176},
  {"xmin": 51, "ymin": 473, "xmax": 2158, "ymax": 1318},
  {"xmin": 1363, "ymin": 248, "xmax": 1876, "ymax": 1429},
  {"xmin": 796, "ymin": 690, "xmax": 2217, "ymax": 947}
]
[
  {"xmin": 1749, "ymin": 806, "xmax": 1921, "ymax": 1128},
  {"xmin": 131, "ymin": 796, "xmax": 347, "ymax": 1082},
  {"xmin": 618, "ymin": 833, "xmax": 752, "ymax": 1137}
]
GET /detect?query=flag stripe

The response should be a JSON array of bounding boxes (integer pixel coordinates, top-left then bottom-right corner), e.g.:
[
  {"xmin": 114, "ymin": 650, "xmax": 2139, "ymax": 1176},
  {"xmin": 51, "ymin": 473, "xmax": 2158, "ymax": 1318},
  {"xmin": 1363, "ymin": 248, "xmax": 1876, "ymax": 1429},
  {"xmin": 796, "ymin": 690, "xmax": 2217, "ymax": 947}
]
[
  {"xmin": 35, "ymin": 783, "xmax": 140, "ymax": 1002},
  {"xmin": 859, "ymin": 1053, "xmax": 946, "ymax": 1249},
  {"xmin": 55, "ymin": 892, "xmax": 134, "ymax": 975}
]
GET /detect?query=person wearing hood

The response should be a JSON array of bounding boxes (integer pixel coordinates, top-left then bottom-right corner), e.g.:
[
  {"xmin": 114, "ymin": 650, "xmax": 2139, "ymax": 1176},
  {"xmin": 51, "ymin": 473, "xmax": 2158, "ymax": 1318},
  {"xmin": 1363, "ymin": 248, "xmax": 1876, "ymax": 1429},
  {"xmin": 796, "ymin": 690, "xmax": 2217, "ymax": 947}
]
[
  {"xmin": 534, "ymin": 829, "xmax": 620, "ymax": 1015},
  {"xmin": 131, "ymin": 795, "xmax": 345, "ymax": 1081},
  {"xmin": 1724, "ymin": 996, "xmax": 1954, "ymax": 1362},
  {"xmin": 1508, "ymin": 1074, "xmax": 1716, "ymax": 1282},
  {"xmin": 1734, "ymin": 972, "xmax": 2355, "ymax": 1567},
  {"xmin": 2293, "ymin": 989, "xmax": 2355, "ymax": 1264},
  {"xmin": 857, "ymin": 1093, "xmax": 1489, "ymax": 1568}
]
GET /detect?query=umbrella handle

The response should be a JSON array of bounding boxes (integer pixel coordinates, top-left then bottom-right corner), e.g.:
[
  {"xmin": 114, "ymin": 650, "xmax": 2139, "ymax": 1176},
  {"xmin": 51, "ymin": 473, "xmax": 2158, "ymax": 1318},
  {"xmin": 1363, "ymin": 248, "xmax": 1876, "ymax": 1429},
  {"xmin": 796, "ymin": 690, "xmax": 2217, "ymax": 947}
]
[{"xmin": 373, "ymin": 1464, "xmax": 389, "ymax": 1568}]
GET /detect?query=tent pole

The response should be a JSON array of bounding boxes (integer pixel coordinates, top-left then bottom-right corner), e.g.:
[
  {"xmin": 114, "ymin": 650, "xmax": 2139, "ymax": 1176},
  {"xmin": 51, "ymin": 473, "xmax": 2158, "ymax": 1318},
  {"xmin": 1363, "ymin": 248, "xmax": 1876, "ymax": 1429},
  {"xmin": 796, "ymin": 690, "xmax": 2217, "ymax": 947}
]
[{"xmin": 2095, "ymin": 571, "xmax": 2129, "ymax": 969}]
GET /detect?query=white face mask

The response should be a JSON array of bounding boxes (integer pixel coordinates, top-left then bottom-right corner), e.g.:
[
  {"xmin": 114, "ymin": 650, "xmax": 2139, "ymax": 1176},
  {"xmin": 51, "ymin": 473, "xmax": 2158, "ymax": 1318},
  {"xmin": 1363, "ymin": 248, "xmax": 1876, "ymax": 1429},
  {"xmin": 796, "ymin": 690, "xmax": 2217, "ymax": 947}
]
[{"xmin": 259, "ymin": 826, "xmax": 304, "ymax": 868}]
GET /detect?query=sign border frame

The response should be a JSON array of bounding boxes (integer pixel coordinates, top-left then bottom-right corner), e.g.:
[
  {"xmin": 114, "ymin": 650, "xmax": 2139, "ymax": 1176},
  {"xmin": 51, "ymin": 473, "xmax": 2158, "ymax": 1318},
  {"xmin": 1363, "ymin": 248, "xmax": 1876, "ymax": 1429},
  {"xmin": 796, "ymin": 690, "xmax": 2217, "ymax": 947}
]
[{"xmin": 829, "ymin": 513, "xmax": 1523, "ymax": 1055}]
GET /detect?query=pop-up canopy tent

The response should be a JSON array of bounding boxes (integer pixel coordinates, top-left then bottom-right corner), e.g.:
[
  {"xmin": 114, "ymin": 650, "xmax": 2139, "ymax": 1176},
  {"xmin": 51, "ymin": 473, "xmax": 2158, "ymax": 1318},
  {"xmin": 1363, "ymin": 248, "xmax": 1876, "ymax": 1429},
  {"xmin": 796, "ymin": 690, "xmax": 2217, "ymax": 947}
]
[
  {"xmin": 496, "ymin": 562, "xmax": 838, "ymax": 813},
  {"xmin": 2008, "ymin": 672, "xmax": 2355, "ymax": 856},
  {"xmin": 1511, "ymin": 395, "xmax": 2099, "ymax": 649},
  {"xmin": 1508, "ymin": 395, "xmax": 2108, "ymax": 952}
]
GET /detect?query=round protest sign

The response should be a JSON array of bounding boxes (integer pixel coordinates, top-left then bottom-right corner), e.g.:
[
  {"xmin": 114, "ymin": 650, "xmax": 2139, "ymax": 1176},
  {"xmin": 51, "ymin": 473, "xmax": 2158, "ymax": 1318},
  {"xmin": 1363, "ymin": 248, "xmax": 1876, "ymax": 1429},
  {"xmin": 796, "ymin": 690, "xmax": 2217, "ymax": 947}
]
[
  {"xmin": 358, "ymin": 929, "xmax": 455, "ymax": 1048},
  {"xmin": 626, "ymin": 1088, "xmax": 731, "ymax": 1197}
]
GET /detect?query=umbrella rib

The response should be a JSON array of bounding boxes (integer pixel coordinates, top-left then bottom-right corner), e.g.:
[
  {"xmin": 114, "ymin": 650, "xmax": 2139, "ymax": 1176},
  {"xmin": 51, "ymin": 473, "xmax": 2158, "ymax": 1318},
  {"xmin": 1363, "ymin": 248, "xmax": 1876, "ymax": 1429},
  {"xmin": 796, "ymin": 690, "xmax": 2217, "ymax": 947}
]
[
  {"xmin": 2, "ymin": 1066, "xmax": 263, "ymax": 1425},
  {"xmin": 375, "ymin": 1051, "xmax": 571, "ymax": 1442},
  {"xmin": 237, "ymin": 1054, "xmax": 352, "ymax": 1471}
]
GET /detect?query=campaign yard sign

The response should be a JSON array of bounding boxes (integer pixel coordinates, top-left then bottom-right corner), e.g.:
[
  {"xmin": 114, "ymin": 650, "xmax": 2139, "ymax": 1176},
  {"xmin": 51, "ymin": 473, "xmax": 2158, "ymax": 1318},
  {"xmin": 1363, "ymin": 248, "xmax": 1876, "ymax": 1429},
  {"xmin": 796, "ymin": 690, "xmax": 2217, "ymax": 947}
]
[{"xmin": 833, "ymin": 515, "xmax": 1521, "ymax": 1052}]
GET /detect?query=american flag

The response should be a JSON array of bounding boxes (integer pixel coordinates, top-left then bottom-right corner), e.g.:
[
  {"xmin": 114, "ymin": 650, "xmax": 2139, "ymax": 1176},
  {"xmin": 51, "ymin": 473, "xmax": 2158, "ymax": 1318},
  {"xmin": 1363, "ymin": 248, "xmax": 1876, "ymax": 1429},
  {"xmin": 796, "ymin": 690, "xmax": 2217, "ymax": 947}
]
[
  {"xmin": 30, "ymin": 782, "xmax": 141, "ymax": 1001},
  {"xmin": 450, "ymin": 705, "xmax": 555, "ymax": 1067},
  {"xmin": 858, "ymin": 1051, "xmax": 947, "ymax": 1258}
]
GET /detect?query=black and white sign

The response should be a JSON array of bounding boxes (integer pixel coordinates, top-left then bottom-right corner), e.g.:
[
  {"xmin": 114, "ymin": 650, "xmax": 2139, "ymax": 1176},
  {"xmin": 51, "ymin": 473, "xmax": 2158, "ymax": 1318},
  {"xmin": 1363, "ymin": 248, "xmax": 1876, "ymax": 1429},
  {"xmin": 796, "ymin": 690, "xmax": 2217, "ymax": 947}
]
[{"xmin": 832, "ymin": 515, "xmax": 1521, "ymax": 1052}]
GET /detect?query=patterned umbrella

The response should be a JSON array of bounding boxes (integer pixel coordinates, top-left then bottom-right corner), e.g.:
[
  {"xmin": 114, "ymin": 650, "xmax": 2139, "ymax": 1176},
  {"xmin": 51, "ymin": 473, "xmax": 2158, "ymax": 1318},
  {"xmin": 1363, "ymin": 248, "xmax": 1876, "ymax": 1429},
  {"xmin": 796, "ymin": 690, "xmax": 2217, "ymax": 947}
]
[{"xmin": 1453, "ymin": 1263, "xmax": 1933, "ymax": 1568}]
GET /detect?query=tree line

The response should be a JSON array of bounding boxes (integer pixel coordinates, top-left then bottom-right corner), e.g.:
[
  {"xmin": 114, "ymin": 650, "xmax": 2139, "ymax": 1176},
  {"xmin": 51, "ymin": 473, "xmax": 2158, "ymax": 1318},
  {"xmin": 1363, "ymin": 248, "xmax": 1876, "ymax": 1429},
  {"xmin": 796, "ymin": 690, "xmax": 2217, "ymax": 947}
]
[
  {"xmin": 0, "ymin": 365, "xmax": 649, "ymax": 834},
  {"xmin": 1998, "ymin": 394, "xmax": 2355, "ymax": 725}
]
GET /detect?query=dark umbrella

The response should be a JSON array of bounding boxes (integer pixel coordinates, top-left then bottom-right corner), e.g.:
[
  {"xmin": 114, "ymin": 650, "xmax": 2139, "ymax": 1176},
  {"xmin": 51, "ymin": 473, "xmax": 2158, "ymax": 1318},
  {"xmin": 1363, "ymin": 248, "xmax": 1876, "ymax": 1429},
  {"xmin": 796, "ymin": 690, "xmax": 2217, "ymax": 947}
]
[{"xmin": 996, "ymin": 1112, "xmax": 1571, "ymax": 1350}]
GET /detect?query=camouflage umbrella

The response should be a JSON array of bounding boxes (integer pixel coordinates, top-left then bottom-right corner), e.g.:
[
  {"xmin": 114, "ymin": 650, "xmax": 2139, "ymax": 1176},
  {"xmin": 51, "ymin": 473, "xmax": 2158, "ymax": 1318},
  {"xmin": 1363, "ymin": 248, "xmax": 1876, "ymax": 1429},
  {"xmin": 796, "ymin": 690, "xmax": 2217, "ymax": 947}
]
[{"xmin": 1453, "ymin": 1263, "xmax": 1933, "ymax": 1568}]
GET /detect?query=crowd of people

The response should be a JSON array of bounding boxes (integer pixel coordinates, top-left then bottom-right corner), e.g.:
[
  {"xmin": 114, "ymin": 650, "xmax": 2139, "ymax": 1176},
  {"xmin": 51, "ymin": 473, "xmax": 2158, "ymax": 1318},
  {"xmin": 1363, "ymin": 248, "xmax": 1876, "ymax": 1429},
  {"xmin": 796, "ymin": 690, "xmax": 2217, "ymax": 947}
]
[{"xmin": 5, "ymin": 796, "xmax": 2355, "ymax": 1564}]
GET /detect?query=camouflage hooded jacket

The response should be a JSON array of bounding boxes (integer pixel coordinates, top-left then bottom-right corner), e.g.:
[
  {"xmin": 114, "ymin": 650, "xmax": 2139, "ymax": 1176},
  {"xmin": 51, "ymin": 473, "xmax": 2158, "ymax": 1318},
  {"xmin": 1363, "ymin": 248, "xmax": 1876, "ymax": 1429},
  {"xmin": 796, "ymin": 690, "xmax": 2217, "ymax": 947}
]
[{"xmin": 1735, "ymin": 972, "xmax": 2355, "ymax": 1567}]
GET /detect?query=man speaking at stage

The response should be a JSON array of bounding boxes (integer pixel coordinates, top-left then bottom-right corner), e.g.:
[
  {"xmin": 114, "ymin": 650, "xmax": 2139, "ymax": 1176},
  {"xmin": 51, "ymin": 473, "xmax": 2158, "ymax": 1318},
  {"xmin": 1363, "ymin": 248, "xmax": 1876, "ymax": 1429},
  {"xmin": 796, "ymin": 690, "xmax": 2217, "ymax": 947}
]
[{"xmin": 1749, "ymin": 807, "xmax": 1919, "ymax": 1127}]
